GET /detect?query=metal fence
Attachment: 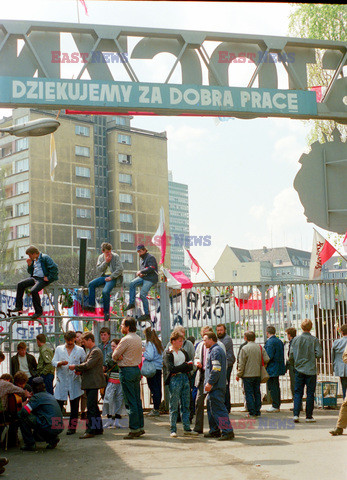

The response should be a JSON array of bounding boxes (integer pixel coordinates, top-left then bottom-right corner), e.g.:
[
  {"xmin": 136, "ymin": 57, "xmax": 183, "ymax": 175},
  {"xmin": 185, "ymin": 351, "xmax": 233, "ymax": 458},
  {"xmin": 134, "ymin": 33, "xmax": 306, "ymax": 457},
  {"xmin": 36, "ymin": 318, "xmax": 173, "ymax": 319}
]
[{"xmin": 1, "ymin": 279, "xmax": 346, "ymax": 406}]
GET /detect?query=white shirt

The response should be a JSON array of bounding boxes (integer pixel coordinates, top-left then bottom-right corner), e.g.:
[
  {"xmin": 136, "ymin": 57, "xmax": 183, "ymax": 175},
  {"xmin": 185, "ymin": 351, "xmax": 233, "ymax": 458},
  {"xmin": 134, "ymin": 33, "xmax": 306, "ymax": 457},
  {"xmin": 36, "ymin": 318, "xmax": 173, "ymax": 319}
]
[
  {"xmin": 18, "ymin": 355, "xmax": 30, "ymax": 375},
  {"xmin": 172, "ymin": 350, "xmax": 186, "ymax": 366},
  {"xmin": 52, "ymin": 345, "xmax": 86, "ymax": 401}
]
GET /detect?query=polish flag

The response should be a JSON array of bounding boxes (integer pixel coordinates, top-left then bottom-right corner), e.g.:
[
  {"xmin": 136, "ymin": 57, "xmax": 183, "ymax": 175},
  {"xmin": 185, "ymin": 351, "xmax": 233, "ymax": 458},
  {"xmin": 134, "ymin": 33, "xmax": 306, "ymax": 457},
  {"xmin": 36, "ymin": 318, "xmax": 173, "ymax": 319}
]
[
  {"xmin": 151, "ymin": 207, "xmax": 166, "ymax": 264},
  {"xmin": 183, "ymin": 247, "xmax": 200, "ymax": 274},
  {"xmin": 343, "ymin": 232, "xmax": 347, "ymax": 254},
  {"xmin": 162, "ymin": 269, "xmax": 193, "ymax": 289},
  {"xmin": 309, "ymin": 229, "xmax": 337, "ymax": 279}
]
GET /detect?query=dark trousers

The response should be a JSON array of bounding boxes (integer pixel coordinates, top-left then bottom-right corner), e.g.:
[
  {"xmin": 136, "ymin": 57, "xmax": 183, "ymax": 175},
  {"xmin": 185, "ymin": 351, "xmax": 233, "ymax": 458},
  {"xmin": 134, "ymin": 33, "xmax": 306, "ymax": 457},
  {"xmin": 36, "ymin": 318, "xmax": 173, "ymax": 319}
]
[
  {"xmin": 147, "ymin": 369, "xmax": 162, "ymax": 411},
  {"xmin": 19, "ymin": 414, "xmax": 62, "ymax": 446},
  {"xmin": 288, "ymin": 364, "xmax": 296, "ymax": 399},
  {"xmin": 85, "ymin": 389, "xmax": 103, "ymax": 434},
  {"xmin": 294, "ymin": 371, "xmax": 317, "ymax": 419},
  {"xmin": 225, "ymin": 365, "xmax": 233, "ymax": 413},
  {"xmin": 243, "ymin": 377, "xmax": 262, "ymax": 416},
  {"xmin": 207, "ymin": 388, "xmax": 233, "ymax": 435},
  {"xmin": 16, "ymin": 277, "xmax": 49, "ymax": 314},
  {"xmin": 194, "ymin": 373, "xmax": 207, "ymax": 432},
  {"xmin": 119, "ymin": 366, "xmax": 144, "ymax": 432},
  {"xmin": 41, "ymin": 373, "xmax": 54, "ymax": 395},
  {"xmin": 267, "ymin": 376, "xmax": 281, "ymax": 409},
  {"xmin": 340, "ymin": 377, "xmax": 347, "ymax": 399},
  {"xmin": 58, "ymin": 396, "xmax": 80, "ymax": 430}
]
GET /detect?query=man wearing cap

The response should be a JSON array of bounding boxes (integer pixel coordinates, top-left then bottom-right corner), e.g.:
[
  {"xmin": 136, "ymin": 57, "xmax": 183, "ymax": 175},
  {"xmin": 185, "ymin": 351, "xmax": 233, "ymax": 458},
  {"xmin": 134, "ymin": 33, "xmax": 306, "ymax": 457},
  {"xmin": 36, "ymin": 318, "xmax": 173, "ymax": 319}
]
[
  {"xmin": 125, "ymin": 245, "xmax": 158, "ymax": 322},
  {"xmin": 85, "ymin": 242, "xmax": 124, "ymax": 321},
  {"xmin": 18, "ymin": 377, "xmax": 63, "ymax": 451}
]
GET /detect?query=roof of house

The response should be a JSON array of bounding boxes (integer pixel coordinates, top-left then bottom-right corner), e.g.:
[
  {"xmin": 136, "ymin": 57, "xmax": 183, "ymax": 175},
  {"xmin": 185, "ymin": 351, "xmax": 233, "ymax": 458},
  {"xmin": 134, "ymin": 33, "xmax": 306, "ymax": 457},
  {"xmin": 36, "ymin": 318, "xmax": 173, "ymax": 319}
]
[{"xmin": 228, "ymin": 246, "xmax": 310, "ymax": 267}]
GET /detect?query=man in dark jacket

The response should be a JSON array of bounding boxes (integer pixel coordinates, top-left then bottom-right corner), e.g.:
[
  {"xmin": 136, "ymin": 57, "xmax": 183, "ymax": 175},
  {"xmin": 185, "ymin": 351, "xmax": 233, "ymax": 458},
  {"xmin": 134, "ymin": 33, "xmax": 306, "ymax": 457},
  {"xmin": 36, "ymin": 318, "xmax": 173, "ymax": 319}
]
[
  {"xmin": 125, "ymin": 244, "xmax": 158, "ymax": 322},
  {"xmin": 18, "ymin": 377, "xmax": 63, "ymax": 451},
  {"xmin": 11, "ymin": 245, "xmax": 58, "ymax": 319},
  {"xmin": 10, "ymin": 342, "xmax": 37, "ymax": 383},
  {"xmin": 216, "ymin": 324, "xmax": 235, "ymax": 413},
  {"xmin": 69, "ymin": 332, "xmax": 106, "ymax": 439},
  {"xmin": 203, "ymin": 331, "xmax": 234, "ymax": 441},
  {"xmin": 264, "ymin": 326, "xmax": 286, "ymax": 412}
]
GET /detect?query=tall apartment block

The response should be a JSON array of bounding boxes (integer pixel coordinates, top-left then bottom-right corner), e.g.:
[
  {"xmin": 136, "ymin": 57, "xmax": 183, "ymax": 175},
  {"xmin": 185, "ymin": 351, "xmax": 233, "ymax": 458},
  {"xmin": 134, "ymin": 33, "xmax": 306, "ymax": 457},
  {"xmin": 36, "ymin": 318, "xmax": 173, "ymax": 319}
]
[
  {"xmin": 168, "ymin": 171, "xmax": 190, "ymax": 277},
  {"xmin": 0, "ymin": 108, "xmax": 169, "ymax": 284}
]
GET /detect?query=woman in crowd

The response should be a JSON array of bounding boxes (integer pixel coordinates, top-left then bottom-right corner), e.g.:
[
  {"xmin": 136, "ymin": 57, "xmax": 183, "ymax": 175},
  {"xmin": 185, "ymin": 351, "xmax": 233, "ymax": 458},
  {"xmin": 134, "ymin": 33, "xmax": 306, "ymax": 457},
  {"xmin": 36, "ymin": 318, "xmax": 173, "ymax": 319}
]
[
  {"xmin": 143, "ymin": 327, "xmax": 164, "ymax": 417},
  {"xmin": 102, "ymin": 338, "xmax": 125, "ymax": 428}
]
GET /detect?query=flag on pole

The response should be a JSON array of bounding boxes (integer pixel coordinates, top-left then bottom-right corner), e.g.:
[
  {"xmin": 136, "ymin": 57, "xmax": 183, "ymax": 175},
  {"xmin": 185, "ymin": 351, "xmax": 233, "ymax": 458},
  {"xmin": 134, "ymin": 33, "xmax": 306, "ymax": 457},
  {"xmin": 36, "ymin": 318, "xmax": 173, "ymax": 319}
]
[
  {"xmin": 309, "ymin": 229, "xmax": 337, "ymax": 279},
  {"xmin": 151, "ymin": 207, "xmax": 166, "ymax": 264},
  {"xmin": 343, "ymin": 232, "xmax": 347, "ymax": 254},
  {"xmin": 50, "ymin": 133, "xmax": 57, "ymax": 181},
  {"xmin": 183, "ymin": 247, "xmax": 200, "ymax": 274},
  {"xmin": 79, "ymin": 0, "xmax": 88, "ymax": 15}
]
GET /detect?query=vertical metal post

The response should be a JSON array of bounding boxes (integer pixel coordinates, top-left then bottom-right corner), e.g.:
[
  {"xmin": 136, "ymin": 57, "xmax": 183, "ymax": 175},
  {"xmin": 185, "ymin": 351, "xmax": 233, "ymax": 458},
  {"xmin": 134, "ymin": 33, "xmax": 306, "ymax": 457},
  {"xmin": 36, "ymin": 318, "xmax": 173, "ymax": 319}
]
[
  {"xmin": 79, "ymin": 238, "xmax": 88, "ymax": 287},
  {"xmin": 260, "ymin": 283, "xmax": 267, "ymax": 344},
  {"xmin": 159, "ymin": 282, "xmax": 171, "ymax": 347},
  {"xmin": 53, "ymin": 285, "xmax": 61, "ymax": 347}
]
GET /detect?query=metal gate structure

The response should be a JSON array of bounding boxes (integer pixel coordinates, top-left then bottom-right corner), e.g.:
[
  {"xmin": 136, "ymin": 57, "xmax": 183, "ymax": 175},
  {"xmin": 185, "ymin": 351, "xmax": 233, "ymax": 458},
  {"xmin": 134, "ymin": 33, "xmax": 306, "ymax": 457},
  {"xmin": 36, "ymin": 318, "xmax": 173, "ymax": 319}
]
[{"xmin": 1, "ymin": 279, "xmax": 346, "ymax": 406}]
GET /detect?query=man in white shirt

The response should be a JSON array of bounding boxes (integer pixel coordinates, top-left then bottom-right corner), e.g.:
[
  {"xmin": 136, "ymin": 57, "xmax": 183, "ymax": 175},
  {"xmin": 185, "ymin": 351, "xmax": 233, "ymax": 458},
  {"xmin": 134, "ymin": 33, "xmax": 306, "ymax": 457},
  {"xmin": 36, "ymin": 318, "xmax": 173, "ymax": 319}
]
[{"xmin": 52, "ymin": 331, "xmax": 86, "ymax": 435}]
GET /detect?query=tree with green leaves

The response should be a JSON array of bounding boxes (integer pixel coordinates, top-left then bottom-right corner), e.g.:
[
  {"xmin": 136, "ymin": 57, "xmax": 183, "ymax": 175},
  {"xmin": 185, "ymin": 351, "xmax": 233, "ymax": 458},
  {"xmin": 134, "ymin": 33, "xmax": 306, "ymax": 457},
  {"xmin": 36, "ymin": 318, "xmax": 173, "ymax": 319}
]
[{"xmin": 288, "ymin": 4, "xmax": 347, "ymax": 144}]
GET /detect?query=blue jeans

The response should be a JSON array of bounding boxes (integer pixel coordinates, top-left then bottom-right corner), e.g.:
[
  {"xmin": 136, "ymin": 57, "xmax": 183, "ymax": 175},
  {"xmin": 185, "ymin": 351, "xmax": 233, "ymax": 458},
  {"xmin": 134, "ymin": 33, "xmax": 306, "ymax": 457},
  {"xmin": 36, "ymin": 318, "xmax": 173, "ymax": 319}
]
[
  {"xmin": 340, "ymin": 377, "xmax": 347, "ymax": 399},
  {"xmin": 207, "ymin": 388, "xmax": 234, "ymax": 435},
  {"xmin": 119, "ymin": 366, "xmax": 144, "ymax": 432},
  {"xmin": 19, "ymin": 414, "xmax": 62, "ymax": 447},
  {"xmin": 293, "ymin": 371, "xmax": 317, "ymax": 419},
  {"xmin": 267, "ymin": 376, "xmax": 281, "ymax": 409},
  {"xmin": 243, "ymin": 377, "xmax": 262, "ymax": 416},
  {"xmin": 41, "ymin": 373, "xmax": 54, "ymax": 395},
  {"xmin": 169, "ymin": 374, "xmax": 191, "ymax": 433},
  {"xmin": 129, "ymin": 277, "xmax": 154, "ymax": 315},
  {"xmin": 147, "ymin": 369, "xmax": 162, "ymax": 411},
  {"xmin": 88, "ymin": 276, "xmax": 119, "ymax": 315}
]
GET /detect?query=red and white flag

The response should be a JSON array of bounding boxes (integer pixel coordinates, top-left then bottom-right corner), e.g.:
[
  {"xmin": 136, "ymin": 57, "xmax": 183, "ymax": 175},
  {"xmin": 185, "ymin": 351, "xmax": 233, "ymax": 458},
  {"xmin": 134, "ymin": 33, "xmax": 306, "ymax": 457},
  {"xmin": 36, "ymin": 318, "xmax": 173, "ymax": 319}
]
[
  {"xmin": 183, "ymin": 247, "xmax": 200, "ymax": 274},
  {"xmin": 343, "ymin": 231, "xmax": 347, "ymax": 254},
  {"xmin": 309, "ymin": 229, "xmax": 337, "ymax": 279},
  {"xmin": 79, "ymin": 0, "xmax": 88, "ymax": 15},
  {"xmin": 151, "ymin": 207, "xmax": 166, "ymax": 265}
]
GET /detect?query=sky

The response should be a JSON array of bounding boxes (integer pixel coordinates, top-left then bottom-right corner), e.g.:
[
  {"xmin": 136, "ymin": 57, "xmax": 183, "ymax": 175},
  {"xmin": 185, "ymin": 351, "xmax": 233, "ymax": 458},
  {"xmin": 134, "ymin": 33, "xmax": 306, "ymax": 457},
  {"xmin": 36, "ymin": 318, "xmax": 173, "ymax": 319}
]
[{"xmin": 0, "ymin": 1, "xmax": 343, "ymax": 280}]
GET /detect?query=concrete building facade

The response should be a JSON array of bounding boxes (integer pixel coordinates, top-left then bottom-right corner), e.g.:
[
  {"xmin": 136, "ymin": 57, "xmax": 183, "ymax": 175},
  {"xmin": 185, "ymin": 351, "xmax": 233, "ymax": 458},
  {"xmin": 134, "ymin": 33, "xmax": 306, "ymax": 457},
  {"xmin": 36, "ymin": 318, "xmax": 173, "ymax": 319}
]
[{"xmin": 0, "ymin": 108, "xmax": 170, "ymax": 283}]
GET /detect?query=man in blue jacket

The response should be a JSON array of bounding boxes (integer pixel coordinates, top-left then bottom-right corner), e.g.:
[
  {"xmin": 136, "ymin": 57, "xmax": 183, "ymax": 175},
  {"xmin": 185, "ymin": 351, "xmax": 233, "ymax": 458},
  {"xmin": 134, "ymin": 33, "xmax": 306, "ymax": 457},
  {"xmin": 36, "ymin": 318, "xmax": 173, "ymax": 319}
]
[
  {"xmin": 203, "ymin": 331, "xmax": 234, "ymax": 441},
  {"xmin": 264, "ymin": 325, "xmax": 286, "ymax": 413},
  {"xmin": 125, "ymin": 244, "xmax": 158, "ymax": 322},
  {"xmin": 12, "ymin": 246, "xmax": 58, "ymax": 319}
]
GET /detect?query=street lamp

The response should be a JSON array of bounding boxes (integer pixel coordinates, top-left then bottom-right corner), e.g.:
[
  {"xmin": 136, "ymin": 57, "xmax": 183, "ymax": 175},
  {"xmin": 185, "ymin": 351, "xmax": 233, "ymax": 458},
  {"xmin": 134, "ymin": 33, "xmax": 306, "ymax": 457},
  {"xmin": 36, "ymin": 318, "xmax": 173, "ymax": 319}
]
[{"xmin": 0, "ymin": 118, "xmax": 60, "ymax": 137}]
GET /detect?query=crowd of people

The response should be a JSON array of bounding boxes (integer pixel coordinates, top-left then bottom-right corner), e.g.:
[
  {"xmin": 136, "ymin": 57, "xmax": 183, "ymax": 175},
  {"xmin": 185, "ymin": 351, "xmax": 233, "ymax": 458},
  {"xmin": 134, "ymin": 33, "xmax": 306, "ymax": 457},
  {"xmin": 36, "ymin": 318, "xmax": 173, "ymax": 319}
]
[{"xmin": 0, "ymin": 317, "xmax": 345, "ymax": 466}]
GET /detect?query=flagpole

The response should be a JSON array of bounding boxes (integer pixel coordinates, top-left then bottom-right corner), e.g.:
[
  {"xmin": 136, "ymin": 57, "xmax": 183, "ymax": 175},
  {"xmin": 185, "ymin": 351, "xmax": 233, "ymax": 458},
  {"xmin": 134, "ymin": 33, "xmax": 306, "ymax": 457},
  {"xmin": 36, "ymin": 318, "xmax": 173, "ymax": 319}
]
[
  {"xmin": 314, "ymin": 227, "xmax": 347, "ymax": 263},
  {"xmin": 76, "ymin": 0, "xmax": 80, "ymax": 23}
]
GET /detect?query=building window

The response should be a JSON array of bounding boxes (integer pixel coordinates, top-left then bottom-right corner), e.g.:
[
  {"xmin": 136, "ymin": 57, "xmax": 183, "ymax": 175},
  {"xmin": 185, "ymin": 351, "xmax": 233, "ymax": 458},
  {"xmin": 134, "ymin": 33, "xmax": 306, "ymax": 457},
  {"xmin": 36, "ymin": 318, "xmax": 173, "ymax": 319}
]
[
  {"xmin": 77, "ymin": 229, "xmax": 91, "ymax": 239},
  {"xmin": 115, "ymin": 116, "xmax": 126, "ymax": 125},
  {"xmin": 119, "ymin": 173, "xmax": 132, "ymax": 185},
  {"xmin": 16, "ymin": 201, "xmax": 29, "ymax": 217},
  {"xmin": 120, "ymin": 232, "xmax": 134, "ymax": 243},
  {"xmin": 75, "ymin": 125, "xmax": 90, "ymax": 137},
  {"xmin": 17, "ymin": 224, "xmax": 29, "ymax": 238},
  {"xmin": 118, "ymin": 154, "xmax": 132, "ymax": 165},
  {"xmin": 17, "ymin": 245, "xmax": 28, "ymax": 259},
  {"xmin": 118, "ymin": 134, "xmax": 131, "ymax": 145},
  {"xmin": 15, "ymin": 180, "xmax": 29, "ymax": 195},
  {"xmin": 119, "ymin": 193, "xmax": 132, "ymax": 204},
  {"xmin": 76, "ymin": 187, "xmax": 91, "ymax": 198},
  {"xmin": 16, "ymin": 138, "xmax": 28, "ymax": 152},
  {"xmin": 120, "ymin": 213, "xmax": 133, "ymax": 223},
  {"xmin": 75, "ymin": 145, "xmax": 90, "ymax": 157},
  {"xmin": 76, "ymin": 166, "xmax": 91, "ymax": 178},
  {"xmin": 76, "ymin": 208, "xmax": 91, "ymax": 219},
  {"xmin": 15, "ymin": 116, "xmax": 29, "ymax": 126},
  {"xmin": 14, "ymin": 158, "xmax": 29, "ymax": 174},
  {"xmin": 121, "ymin": 253, "xmax": 133, "ymax": 263}
]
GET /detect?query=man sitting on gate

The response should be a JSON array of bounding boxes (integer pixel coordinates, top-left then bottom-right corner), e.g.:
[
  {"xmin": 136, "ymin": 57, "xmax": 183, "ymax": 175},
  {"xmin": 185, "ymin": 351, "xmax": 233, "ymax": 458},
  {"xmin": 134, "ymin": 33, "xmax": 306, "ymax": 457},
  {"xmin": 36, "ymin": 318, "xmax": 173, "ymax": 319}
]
[{"xmin": 85, "ymin": 242, "xmax": 124, "ymax": 322}]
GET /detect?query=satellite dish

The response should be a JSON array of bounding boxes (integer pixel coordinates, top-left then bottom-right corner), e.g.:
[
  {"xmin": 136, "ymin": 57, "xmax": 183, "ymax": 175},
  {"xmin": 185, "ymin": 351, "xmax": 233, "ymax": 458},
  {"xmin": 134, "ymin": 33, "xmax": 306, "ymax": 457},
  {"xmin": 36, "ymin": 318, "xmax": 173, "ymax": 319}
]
[{"xmin": 0, "ymin": 118, "xmax": 60, "ymax": 137}]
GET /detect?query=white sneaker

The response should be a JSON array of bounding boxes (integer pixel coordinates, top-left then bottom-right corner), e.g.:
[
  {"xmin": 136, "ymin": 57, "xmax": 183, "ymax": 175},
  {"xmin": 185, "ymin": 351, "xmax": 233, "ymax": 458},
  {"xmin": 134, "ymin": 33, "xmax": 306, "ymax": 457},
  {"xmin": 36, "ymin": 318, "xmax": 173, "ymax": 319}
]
[
  {"xmin": 170, "ymin": 432, "xmax": 177, "ymax": 438},
  {"xmin": 306, "ymin": 418, "xmax": 316, "ymax": 423},
  {"xmin": 184, "ymin": 430, "xmax": 199, "ymax": 436},
  {"xmin": 266, "ymin": 407, "xmax": 280, "ymax": 413},
  {"xmin": 293, "ymin": 416, "xmax": 300, "ymax": 423}
]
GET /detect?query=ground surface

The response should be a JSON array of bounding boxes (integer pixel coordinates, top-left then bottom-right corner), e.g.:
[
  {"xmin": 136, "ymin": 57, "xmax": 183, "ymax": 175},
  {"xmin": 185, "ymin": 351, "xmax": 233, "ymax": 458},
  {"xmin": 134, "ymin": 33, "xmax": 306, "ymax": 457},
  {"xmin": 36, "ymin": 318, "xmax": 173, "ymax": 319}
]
[{"xmin": 4, "ymin": 404, "xmax": 346, "ymax": 480}]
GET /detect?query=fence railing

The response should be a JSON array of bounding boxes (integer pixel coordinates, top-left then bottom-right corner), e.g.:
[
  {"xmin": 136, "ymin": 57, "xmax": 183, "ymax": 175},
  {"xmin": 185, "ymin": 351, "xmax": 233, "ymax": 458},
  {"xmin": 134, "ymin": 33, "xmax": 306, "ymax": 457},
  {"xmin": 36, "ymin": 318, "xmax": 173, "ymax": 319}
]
[{"xmin": 1, "ymin": 279, "xmax": 346, "ymax": 405}]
